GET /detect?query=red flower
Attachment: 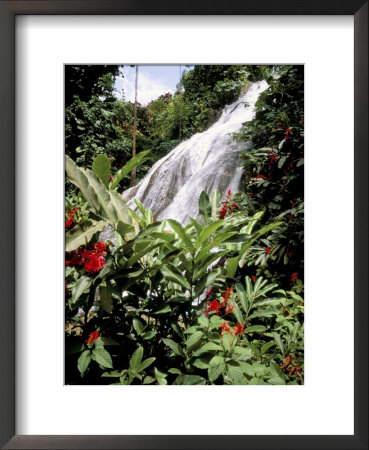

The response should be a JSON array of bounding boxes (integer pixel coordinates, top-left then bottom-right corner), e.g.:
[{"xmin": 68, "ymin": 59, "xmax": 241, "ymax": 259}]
[
  {"xmin": 65, "ymin": 207, "xmax": 79, "ymax": 229},
  {"xmin": 265, "ymin": 247, "xmax": 270, "ymax": 254},
  {"xmin": 223, "ymin": 287, "xmax": 233, "ymax": 302},
  {"xmin": 93, "ymin": 241, "xmax": 108, "ymax": 256},
  {"xmin": 110, "ymin": 174, "xmax": 114, "ymax": 182},
  {"xmin": 220, "ymin": 321, "xmax": 231, "ymax": 336},
  {"xmin": 248, "ymin": 193, "xmax": 256, "ymax": 198},
  {"xmin": 218, "ymin": 201, "xmax": 229, "ymax": 219},
  {"xmin": 85, "ymin": 330, "xmax": 100, "ymax": 345},
  {"xmin": 255, "ymin": 174, "xmax": 266, "ymax": 180},
  {"xmin": 205, "ymin": 286, "xmax": 214, "ymax": 297},
  {"xmin": 233, "ymin": 323, "xmax": 245, "ymax": 336},
  {"xmin": 251, "ymin": 275, "xmax": 257, "ymax": 283},
  {"xmin": 291, "ymin": 272, "xmax": 298, "ymax": 283},
  {"xmin": 84, "ymin": 253, "xmax": 105, "ymax": 275},
  {"xmin": 227, "ymin": 189, "xmax": 232, "ymax": 197},
  {"xmin": 65, "ymin": 248, "xmax": 85, "ymax": 267},
  {"xmin": 203, "ymin": 309, "xmax": 209, "ymax": 316},
  {"xmin": 225, "ymin": 304, "xmax": 235, "ymax": 315},
  {"xmin": 208, "ymin": 300, "xmax": 221, "ymax": 314},
  {"xmin": 291, "ymin": 202, "xmax": 297, "ymax": 208}
]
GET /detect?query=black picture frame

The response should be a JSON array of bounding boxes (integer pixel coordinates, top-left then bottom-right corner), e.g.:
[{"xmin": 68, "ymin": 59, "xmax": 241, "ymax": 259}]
[{"xmin": 0, "ymin": 1, "xmax": 367, "ymax": 449}]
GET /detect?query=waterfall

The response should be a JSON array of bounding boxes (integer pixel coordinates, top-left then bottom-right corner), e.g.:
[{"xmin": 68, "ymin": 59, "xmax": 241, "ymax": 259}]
[{"xmin": 123, "ymin": 80, "xmax": 268, "ymax": 225}]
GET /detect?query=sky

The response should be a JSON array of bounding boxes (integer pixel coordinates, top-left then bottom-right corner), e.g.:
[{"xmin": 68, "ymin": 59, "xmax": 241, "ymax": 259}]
[{"xmin": 114, "ymin": 65, "xmax": 191, "ymax": 105}]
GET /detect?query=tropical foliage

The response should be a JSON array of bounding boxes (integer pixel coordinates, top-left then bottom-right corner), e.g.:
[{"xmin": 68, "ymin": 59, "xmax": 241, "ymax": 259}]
[{"xmin": 65, "ymin": 65, "xmax": 304, "ymax": 385}]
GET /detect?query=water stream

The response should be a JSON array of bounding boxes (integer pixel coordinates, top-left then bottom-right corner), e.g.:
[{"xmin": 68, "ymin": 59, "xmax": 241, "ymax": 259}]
[{"xmin": 122, "ymin": 81, "xmax": 268, "ymax": 224}]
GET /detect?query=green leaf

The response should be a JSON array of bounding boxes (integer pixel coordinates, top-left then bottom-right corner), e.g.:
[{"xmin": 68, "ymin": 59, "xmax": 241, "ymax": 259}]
[
  {"xmin": 261, "ymin": 341, "xmax": 276, "ymax": 355},
  {"xmin": 167, "ymin": 219, "xmax": 195, "ymax": 253},
  {"xmin": 71, "ymin": 276, "xmax": 92, "ymax": 304},
  {"xmin": 247, "ymin": 325, "xmax": 267, "ymax": 333},
  {"xmin": 99, "ymin": 280, "xmax": 112, "ymax": 314},
  {"xmin": 116, "ymin": 221, "xmax": 135, "ymax": 240},
  {"xmin": 91, "ymin": 347, "xmax": 113, "ymax": 369},
  {"xmin": 198, "ymin": 191, "xmax": 212, "ymax": 226},
  {"xmin": 235, "ymin": 282, "xmax": 249, "ymax": 314},
  {"xmin": 92, "ymin": 154, "xmax": 111, "ymax": 188},
  {"xmin": 139, "ymin": 357, "xmax": 156, "ymax": 372},
  {"xmin": 110, "ymin": 150, "xmax": 151, "ymax": 190},
  {"xmin": 161, "ymin": 266, "xmax": 191, "ymax": 290},
  {"xmin": 228, "ymin": 366, "xmax": 243, "ymax": 384},
  {"xmin": 196, "ymin": 220, "xmax": 223, "ymax": 248},
  {"xmin": 153, "ymin": 305, "xmax": 172, "ymax": 315},
  {"xmin": 132, "ymin": 318, "xmax": 145, "ymax": 334},
  {"xmin": 192, "ymin": 342, "xmax": 222, "ymax": 356},
  {"xmin": 183, "ymin": 375, "xmax": 206, "ymax": 385},
  {"xmin": 142, "ymin": 330, "xmax": 156, "ymax": 340},
  {"xmin": 129, "ymin": 347, "xmax": 143, "ymax": 371},
  {"xmin": 272, "ymin": 332, "xmax": 285, "ymax": 354},
  {"xmin": 77, "ymin": 350, "xmax": 91, "ymax": 377},
  {"xmin": 244, "ymin": 211, "xmax": 264, "ymax": 234},
  {"xmin": 226, "ymin": 257, "xmax": 239, "ymax": 279},
  {"xmin": 162, "ymin": 338, "xmax": 185, "ymax": 357},
  {"xmin": 208, "ymin": 355, "xmax": 225, "ymax": 382},
  {"xmin": 185, "ymin": 331, "xmax": 203, "ymax": 352},
  {"xmin": 65, "ymin": 220, "xmax": 106, "ymax": 252}
]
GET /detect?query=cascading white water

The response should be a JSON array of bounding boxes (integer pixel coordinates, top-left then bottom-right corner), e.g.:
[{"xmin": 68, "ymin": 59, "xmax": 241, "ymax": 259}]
[{"xmin": 123, "ymin": 80, "xmax": 268, "ymax": 224}]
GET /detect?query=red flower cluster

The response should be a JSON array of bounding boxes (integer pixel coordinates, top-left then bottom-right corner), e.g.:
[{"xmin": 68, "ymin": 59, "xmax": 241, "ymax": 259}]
[
  {"xmin": 291, "ymin": 272, "xmax": 298, "ymax": 283},
  {"xmin": 65, "ymin": 242, "xmax": 108, "ymax": 275},
  {"xmin": 218, "ymin": 190, "xmax": 233, "ymax": 219},
  {"xmin": 85, "ymin": 330, "xmax": 100, "ymax": 345},
  {"xmin": 65, "ymin": 207, "xmax": 79, "ymax": 229},
  {"xmin": 251, "ymin": 275, "xmax": 257, "ymax": 283},
  {"xmin": 252, "ymin": 174, "xmax": 267, "ymax": 182},
  {"xmin": 265, "ymin": 247, "xmax": 270, "ymax": 254},
  {"xmin": 204, "ymin": 287, "xmax": 234, "ymax": 317},
  {"xmin": 220, "ymin": 321, "xmax": 245, "ymax": 338},
  {"xmin": 267, "ymin": 150, "xmax": 278, "ymax": 165}
]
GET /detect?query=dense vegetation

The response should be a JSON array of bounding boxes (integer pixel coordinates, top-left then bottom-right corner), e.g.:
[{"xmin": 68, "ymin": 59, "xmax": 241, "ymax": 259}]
[{"xmin": 65, "ymin": 65, "xmax": 304, "ymax": 385}]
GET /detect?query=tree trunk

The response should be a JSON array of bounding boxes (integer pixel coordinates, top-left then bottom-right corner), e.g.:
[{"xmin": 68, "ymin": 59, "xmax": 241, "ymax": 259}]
[{"xmin": 130, "ymin": 65, "xmax": 138, "ymax": 186}]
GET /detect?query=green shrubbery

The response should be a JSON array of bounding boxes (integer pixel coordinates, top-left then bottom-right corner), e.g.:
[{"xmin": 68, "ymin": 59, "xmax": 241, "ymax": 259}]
[{"xmin": 65, "ymin": 64, "xmax": 304, "ymax": 385}]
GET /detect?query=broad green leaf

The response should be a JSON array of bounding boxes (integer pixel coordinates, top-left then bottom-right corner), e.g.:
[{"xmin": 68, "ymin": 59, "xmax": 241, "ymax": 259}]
[
  {"xmin": 91, "ymin": 347, "xmax": 113, "ymax": 369},
  {"xmin": 235, "ymin": 282, "xmax": 249, "ymax": 314},
  {"xmin": 110, "ymin": 150, "xmax": 151, "ymax": 190},
  {"xmin": 244, "ymin": 211, "xmax": 264, "ymax": 234},
  {"xmin": 99, "ymin": 280, "xmax": 112, "ymax": 314},
  {"xmin": 192, "ymin": 342, "xmax": 222, "ymax": 356},
  {"xmin": 198, "ymin": 191, "xmax": 211, "ymax": 226},
  {"xmin": 208, "ymin": 355, "xmax": 225, "ymax": 382},
  {"xmin": 261, "ymin": 341, "xmax": 276, "ymax": 355},
  {"xmin": 77, "ymin": 350, "xmax": 91, "ymax": 377},
  {"xmin": 92, "ymin": 154, "xmax": 111, "ymax": 188},
  {"xmin": 153, "ymin": 305, "xmax": 172, "ymax": 314},
  {"xmin": 162, "ymin": 338, "xmax": 185, "ymax": 357},
  {"xmin": 139, "ymin": 357, "xmax": 156, "ymax": 372},
  {"xmin": 129, "ymin": 346, "xmax": 143, "ymax": 371},
  {"xmin": 192, "ymin": 357, "xmax": 210, "ymax": 369},
  {"xmin": 188, "ymin": 217, "xmax": 203, "ymax": 234},
  {"xmin": 185, "ymin": 331, "xmax": 203, "ymax": 352},
  {"xmin": 65, "ymin": 220, "xmax": 106, "ymax": 252},
  {"xmin": 167, "ymin": 219, "xmax": 195, "ymax": 253},
  {"xmin": 124, "ymin": 243, "xmax": 161, "ymax": 267},
  {"xmin": 183, "ymin": 375, "xmax": 206, "ymax": 385},
  {"xmin": 132, "ymin": 318, "xmax": 145, "ymax": 334},
  {"xmin": 116, "ymin": 221, "xmax": 135, "ymax": 240},
  {"xmin": 228, "ymin": 366, "xmax": 243, "ymax": 384},
  {"xmin": 272, "ymin": 332, "xmax": 285, "ymax": 354},
  {"xmin": 161, "ymin": 266, "xmax": 191, "ymax": 290},
  {"xmin": 196, "ymin": 220, "xmax": 223, "ymax": 248},
  {"xmin": 226, "ymin": 257, "xmax": 239, "ymax": 279},
  {"xmin": 247, "ymin": 325, "xmax": 267, "ymax": 333},
  {"xmin": 142, "ymin": 330, "xmax": 156, "ymax": 340},
  {"xmin": 71, "ymin": 276, "xmax": 92, "ymax": 304}
]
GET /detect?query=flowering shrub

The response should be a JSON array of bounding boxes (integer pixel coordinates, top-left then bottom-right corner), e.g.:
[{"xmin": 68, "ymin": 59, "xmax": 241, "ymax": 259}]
[{"xmin": 65, "ymin": 66, "xmax": 304, "ymax": 384}]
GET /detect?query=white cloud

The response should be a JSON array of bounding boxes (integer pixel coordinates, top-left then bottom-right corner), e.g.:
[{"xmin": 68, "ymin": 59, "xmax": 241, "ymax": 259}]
[{"xmin": 114, "ymin": 67, "xmax": 176, "ymax": 105}]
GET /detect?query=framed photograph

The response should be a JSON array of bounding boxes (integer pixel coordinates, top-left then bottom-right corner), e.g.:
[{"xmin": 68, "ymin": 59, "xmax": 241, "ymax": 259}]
[{"xmin": 1, "ymin": 1, "xmax": 367, "ymax": 449}]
